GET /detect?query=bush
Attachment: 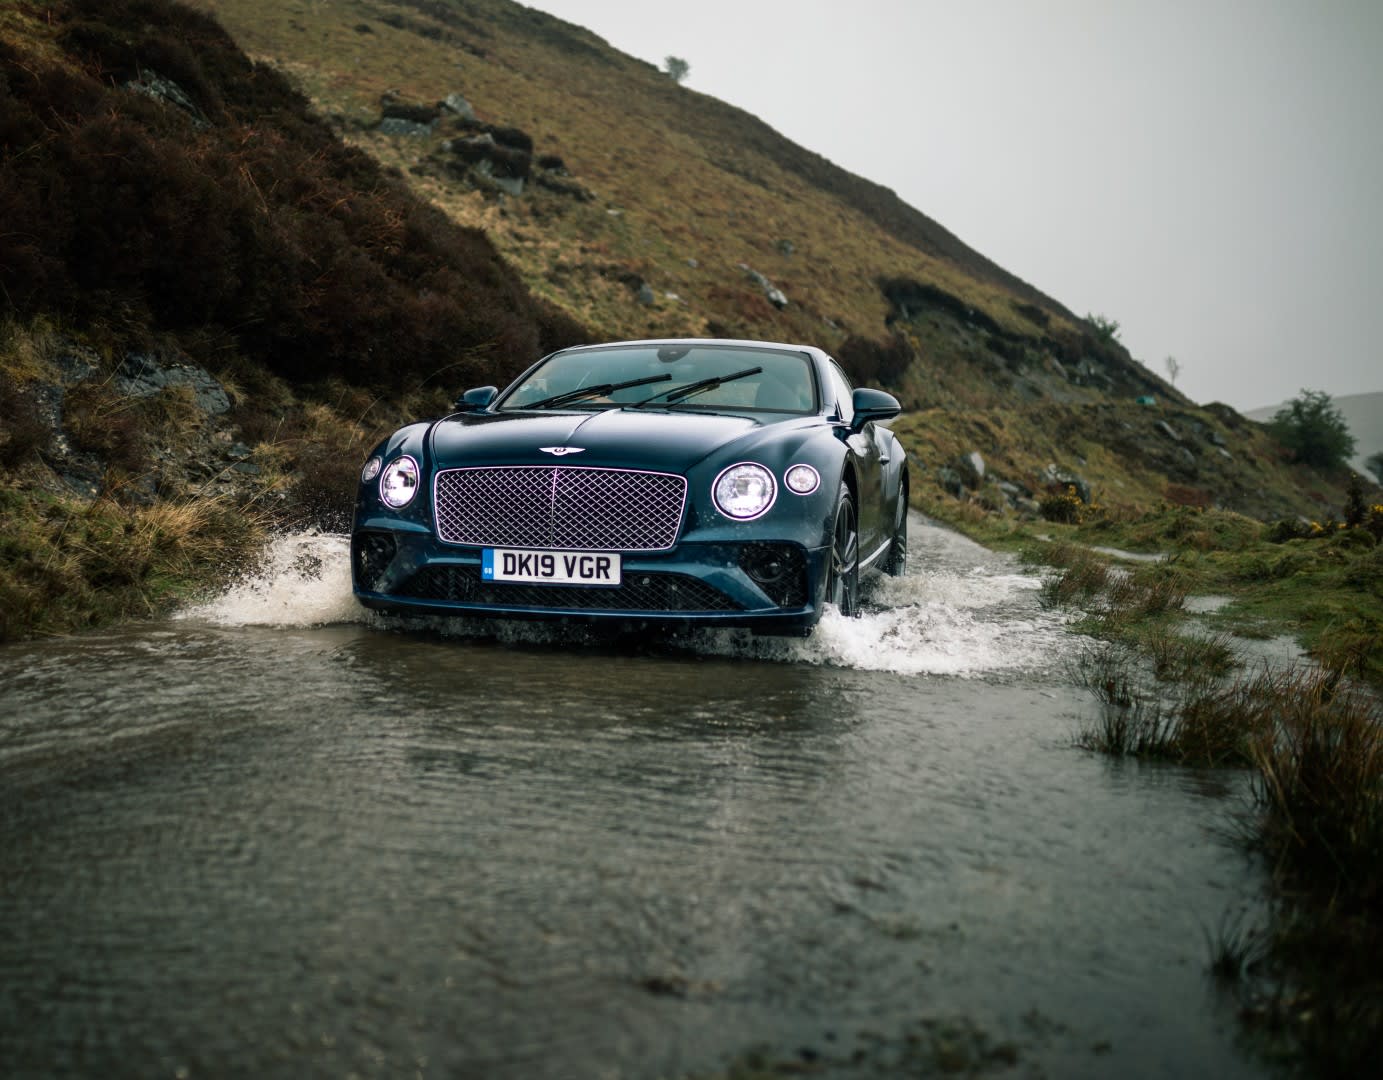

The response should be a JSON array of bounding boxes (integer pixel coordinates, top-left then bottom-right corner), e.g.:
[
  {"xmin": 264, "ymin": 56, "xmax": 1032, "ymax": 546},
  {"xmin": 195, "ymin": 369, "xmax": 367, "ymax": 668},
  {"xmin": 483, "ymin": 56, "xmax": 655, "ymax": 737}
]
[
  {"xmin": 0, "ymin": 0, "xmax": 591, "ymax": 397},
  {"xmin": 1039, "ymin": 486, "xmax": 1085, "ymax": 524},
  {"xmin": 0, "ymin": 372, "xmax": 50, "ymax": 467},
  {"xmin": 1344, "ymin": 472, "xmax": 1367, "ymax": 527},
  {"xmin": 835, "ymin": 332, "xmax": 915, "ymax": 388},
  {"xmin": 1266, "ymin": 389, "xmax": 1357, "ymax": 469},
  {"xmin": 1268, "ymin": 518, "xmax": 1313, "ymax": 543}
]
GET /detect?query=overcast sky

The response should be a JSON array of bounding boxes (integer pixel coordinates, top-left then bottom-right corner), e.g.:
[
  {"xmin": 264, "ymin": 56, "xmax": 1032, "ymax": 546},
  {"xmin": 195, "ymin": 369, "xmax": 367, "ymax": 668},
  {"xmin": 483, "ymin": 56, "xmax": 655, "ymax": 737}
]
[{"xmin": 527, "ymin": 0, "xmax": 1381, "ymax": 411}]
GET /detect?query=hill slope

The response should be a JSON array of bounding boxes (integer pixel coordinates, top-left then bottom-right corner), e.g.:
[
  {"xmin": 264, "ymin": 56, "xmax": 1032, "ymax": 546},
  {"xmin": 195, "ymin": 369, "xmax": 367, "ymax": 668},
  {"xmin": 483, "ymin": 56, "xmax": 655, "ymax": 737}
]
[
  {"xmin": 0, "ymin": 0, "xmax": 1373, "ymax": 642},
  {"xmin": 188, "ymin": 0, "xmax": 1366, "ymax": 522}
]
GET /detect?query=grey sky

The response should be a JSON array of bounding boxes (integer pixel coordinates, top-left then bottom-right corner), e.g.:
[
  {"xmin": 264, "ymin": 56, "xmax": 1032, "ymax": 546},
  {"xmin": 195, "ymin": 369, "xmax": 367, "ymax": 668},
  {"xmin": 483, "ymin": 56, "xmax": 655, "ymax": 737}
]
[{"xmin": 527, "ymin": 0, "xmax": 1382, "ymax": 411}]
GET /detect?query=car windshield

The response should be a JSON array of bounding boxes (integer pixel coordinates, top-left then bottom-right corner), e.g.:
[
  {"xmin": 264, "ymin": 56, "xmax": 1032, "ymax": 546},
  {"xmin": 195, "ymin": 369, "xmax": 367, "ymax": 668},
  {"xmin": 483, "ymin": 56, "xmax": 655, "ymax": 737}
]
[{"xmin": 497, "ymin": 344, "xmax": 817, "ymax": 414}]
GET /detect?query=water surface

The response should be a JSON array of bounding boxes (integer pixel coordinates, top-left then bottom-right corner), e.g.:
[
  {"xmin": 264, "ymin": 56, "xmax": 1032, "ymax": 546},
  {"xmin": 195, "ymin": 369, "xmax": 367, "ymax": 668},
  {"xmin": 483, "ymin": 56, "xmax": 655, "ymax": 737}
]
[{"xmin": 0, "ymin": 521, "xmax": 1263, "ymax": 1078}]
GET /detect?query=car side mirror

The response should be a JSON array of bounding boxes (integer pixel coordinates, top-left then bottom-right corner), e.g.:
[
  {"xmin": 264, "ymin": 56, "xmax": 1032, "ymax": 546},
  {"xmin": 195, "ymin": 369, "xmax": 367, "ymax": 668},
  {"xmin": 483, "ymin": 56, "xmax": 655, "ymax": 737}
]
[
  {"xmin": 850, "ymin": 387, "xmax": 901, "ymax": 431},
  {"xmin": 454, "ymin": 385, "xmax": 498, "ymax": 412}
]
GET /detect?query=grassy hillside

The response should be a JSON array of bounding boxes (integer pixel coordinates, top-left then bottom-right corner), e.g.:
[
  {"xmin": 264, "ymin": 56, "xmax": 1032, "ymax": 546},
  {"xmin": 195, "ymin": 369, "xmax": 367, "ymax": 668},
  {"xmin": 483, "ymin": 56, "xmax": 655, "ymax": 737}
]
[
  {"xmin": 0, "ymin": 0, "xmax": 590, "ymax": 638},
  {"xmin": 187, "ymin": 0, "xmax": 1365, "ymax": 524},
  {"xmin": 0, "ymin": 0, "xmax": 1374, "ymax": 643}
]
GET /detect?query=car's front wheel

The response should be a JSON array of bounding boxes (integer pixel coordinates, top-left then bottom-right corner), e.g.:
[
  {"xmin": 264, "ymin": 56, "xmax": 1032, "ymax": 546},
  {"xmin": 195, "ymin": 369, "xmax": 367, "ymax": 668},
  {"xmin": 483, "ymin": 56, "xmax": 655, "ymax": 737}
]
[{"xmin": 826, "ymin": 483, "xmax": 860, "ymax": 617}]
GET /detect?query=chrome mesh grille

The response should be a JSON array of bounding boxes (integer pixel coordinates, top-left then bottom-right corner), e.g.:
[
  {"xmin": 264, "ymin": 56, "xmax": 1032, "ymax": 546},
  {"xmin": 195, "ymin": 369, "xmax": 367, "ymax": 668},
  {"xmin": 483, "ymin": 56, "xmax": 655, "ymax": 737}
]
[{"xmin": 434, "ymin": 467, "xmax": 686, "ymax": 551}]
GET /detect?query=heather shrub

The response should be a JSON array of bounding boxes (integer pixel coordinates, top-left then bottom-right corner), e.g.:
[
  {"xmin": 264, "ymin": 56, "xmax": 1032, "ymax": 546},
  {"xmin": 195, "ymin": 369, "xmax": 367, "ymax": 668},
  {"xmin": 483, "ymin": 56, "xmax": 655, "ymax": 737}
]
[
  {"xmin": 0, "ymin": 372, "xmax": 50, "ymax": 467},
  {"xmin": 835, "ymin": 332, "xmax": 915, "ymax": 388},
  {"xmin": 0, "ymin": 0, "xmax": 590, "ymax": 399}
]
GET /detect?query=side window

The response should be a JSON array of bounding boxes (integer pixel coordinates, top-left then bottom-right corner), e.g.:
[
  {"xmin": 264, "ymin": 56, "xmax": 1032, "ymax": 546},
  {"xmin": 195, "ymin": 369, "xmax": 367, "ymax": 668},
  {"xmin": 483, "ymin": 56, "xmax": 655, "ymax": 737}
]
[{"xmin": 828, "ymin": 362, "xmax": 854, "ymax": 424}]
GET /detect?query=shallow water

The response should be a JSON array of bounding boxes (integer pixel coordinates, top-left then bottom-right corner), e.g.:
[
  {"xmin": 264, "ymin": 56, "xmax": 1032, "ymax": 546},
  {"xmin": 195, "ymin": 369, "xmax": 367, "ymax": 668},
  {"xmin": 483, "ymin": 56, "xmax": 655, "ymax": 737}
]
[{"xmin": 0, "ymin": 518, "xmax": 1265, "ymax": 1078}]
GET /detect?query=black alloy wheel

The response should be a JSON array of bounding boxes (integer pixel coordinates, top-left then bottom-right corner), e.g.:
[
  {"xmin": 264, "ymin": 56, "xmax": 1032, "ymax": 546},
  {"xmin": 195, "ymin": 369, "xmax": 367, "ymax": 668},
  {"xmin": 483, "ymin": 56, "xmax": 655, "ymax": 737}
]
[
  {"xmin": 827, "ymin": 483, "xmax": 860, "ymax": 616},
  {"xmin": 884, "ymin": 484, "xmax": 908, "ymax": 577}
]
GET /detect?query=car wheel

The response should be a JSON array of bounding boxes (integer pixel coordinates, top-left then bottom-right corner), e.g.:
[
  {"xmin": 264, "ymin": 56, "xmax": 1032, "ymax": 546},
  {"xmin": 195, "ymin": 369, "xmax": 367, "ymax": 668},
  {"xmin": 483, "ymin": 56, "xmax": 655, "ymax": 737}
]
[
  {"xmin": 884, "ymin": 485, "xmax": 908, "ymax": 577},
  {"xmin": 826, "ymin": 483, "xmax": 860, "ymax": 617}
]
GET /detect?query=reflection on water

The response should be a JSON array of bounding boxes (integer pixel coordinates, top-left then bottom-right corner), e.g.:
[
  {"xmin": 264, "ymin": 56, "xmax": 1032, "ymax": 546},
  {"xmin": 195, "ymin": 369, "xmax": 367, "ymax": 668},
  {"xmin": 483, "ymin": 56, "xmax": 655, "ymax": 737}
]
[{"xmin": 0, "ymin": 522, "xmax": 1266, "ymax": 1078}]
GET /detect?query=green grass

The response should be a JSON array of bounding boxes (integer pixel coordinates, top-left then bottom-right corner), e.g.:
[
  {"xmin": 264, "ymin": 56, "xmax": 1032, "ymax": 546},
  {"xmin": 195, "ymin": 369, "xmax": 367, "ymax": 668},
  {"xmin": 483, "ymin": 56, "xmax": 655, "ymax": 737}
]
[
  {"xmin": 1023, "ymin": 502, "xmax": 1383, "ymax": 1072},
  {"xmin": 0, "ymin": 485, "xmax": 267, "ymax": 641}
]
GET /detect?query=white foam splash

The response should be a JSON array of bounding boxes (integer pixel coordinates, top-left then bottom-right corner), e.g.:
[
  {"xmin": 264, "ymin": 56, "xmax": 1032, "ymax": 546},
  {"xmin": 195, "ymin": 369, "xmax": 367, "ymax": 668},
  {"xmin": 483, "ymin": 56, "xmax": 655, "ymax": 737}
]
[
  {"xmin": 185, "ymin": 526, "xmax": 1072, "ymax": 676},
  {"xmin": 179, "ymin": 532, "xmax": 365, "ymax": 628},
  {"xmin": 681, "ymin": 566, "xmax": 1071, "ymax": 676}
]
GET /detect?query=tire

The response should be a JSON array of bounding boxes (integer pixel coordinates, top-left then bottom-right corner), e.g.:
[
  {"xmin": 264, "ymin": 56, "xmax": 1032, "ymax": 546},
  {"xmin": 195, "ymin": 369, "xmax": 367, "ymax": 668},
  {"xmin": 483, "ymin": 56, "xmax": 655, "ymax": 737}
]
[
  {"xmin": 884, "ymin": 484, "xmax": 908, "ymax": 577},
  {"xmin": 826, "ymin": 483, "xmax": 860, "ymax": 617}
]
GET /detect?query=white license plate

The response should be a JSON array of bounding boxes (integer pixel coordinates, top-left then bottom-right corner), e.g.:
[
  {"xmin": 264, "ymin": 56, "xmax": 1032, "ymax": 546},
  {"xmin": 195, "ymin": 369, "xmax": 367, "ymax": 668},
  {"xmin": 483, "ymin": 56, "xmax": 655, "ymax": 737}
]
[{"xmin": 481, "ymin": 548, "xmax": 622, "ymax": 586}]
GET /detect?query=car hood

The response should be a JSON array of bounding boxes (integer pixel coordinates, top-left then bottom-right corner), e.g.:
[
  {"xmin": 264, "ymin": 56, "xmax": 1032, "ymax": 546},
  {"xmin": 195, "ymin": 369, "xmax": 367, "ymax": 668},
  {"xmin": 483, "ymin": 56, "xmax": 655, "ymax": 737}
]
[{"xmin": 427, "ymin": 409, "xmax": 776, "ymax": 472}]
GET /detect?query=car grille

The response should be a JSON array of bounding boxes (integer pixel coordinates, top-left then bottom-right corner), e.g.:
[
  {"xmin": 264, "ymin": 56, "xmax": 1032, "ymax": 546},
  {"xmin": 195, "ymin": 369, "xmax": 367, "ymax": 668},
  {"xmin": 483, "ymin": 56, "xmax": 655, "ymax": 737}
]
[
  {"xmin": 398, "ymin": 566, "xmax": 740, "ymax": 612},
  {"xmin": 433, "ymin": 466, "xmax": 687, "ymax": 551}
]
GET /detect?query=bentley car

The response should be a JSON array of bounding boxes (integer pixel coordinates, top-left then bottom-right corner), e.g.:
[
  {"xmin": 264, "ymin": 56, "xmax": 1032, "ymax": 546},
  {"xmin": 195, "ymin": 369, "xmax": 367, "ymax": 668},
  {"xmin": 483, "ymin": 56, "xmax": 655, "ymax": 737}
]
[{"xmin": 351, "ymin": 339, "xmax": 909, "ymax": 635}]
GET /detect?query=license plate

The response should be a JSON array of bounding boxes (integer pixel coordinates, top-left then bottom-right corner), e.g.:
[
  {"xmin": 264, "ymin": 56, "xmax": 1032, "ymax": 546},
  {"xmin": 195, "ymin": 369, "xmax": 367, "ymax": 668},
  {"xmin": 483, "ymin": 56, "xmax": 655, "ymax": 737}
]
[{"xmin": 481, "ymin": 548, "xmax": 622, "ymax": 586}]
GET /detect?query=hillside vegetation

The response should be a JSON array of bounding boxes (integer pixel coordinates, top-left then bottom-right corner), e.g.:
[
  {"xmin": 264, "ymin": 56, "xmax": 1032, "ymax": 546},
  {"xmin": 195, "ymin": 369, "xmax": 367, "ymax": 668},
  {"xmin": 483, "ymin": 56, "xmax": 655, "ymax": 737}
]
[
  {"xmin": 189, "ymin": 0, "xmax": 1363, "ymax": 523},
  {"xmin": 0, "ymin": 0, "xmax": 1373, "ymax": 642}
]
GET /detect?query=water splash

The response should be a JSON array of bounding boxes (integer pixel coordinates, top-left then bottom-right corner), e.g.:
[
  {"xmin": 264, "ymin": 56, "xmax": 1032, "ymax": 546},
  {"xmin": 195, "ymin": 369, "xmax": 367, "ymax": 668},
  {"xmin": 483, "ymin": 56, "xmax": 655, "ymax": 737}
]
[
  {"xmin": 179, "ymin": 532, "xmax": 365, "ymax": 628},
  {"xmin": 685, "ymin": 568, "xmax": 1071, "ymax": 676},
  {"xmin": 185, "ymin": 523, "xmax": 1071, "ymax": 676}
]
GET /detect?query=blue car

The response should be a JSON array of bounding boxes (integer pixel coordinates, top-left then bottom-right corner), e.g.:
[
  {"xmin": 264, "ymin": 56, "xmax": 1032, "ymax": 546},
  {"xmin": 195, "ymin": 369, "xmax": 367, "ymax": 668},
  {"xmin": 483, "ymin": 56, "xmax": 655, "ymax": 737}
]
[{"xmin": 351, "ymin": 338, "xmax": 909, "ymax": 635}]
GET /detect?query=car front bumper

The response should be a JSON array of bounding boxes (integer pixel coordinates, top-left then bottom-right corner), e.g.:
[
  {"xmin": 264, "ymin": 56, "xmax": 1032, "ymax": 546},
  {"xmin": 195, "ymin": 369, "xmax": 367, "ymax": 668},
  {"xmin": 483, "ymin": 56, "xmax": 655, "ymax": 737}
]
[{"xmin": 351, "ymin": 520, "xmax": 831, "ymax": 635}]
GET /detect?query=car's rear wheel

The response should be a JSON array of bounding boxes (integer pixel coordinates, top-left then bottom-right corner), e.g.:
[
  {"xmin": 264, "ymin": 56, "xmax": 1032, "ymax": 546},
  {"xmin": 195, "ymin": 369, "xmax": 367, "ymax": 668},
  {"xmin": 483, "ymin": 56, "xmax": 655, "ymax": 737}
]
[
  {"xmin": 826, "ymin": 483, "xmax": 860, "ymax": 617},
  {"xmin": 884, "ymin": 484, "xmax": 908, "ymax": 577}
]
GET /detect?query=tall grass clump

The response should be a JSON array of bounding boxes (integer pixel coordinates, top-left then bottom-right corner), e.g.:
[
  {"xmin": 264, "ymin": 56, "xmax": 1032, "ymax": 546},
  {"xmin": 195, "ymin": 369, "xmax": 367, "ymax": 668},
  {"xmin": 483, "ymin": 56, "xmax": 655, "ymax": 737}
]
[
  {"xmin": 0, "ymin": 488, "xmax": 266, "ymax": 642},
  {"xmin": 1037, "ymin": 543, "xmax": 1109, "ymax": 608},
  {"xmin": 1070, "ymin": 641, "xmax": 1274, "ymax": 766},
  {"xmin": 1249, "ymin": 671, "xmax": 1383, "ymax": 899},
  {"xmin": 1238, "ymin": 669, "xmax": 1383, "ymax": 1070}
]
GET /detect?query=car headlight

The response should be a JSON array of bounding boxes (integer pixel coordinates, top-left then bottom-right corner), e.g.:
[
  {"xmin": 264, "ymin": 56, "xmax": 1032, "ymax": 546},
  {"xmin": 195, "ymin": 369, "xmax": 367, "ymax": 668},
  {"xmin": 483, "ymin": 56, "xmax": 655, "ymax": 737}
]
[
  {"xmin": 713, "ymin": 462, "xmax": 777, "ymax": 520},
  {"xmin": 361, "ymin": 456, "xmax": 382, "ymax": 482},
  {"xmin": 379, "ymin": 455, "xmax": 420, "ymax": 509}
]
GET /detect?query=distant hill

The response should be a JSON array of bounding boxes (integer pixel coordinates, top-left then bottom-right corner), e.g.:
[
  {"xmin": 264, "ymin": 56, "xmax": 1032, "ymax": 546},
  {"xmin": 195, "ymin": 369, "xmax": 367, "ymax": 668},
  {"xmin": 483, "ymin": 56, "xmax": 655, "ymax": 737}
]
[{"xmin": 1245, "ymin": 392, "xmax": 1383, "ymax": 476}]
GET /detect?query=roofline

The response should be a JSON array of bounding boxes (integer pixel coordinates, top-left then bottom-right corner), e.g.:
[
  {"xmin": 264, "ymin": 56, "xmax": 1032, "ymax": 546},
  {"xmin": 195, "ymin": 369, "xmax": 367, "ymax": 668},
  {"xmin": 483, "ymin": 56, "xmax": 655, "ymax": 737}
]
[{"xmin": 555, "ymin": 337, "xmax": 830, "ymax": 359}]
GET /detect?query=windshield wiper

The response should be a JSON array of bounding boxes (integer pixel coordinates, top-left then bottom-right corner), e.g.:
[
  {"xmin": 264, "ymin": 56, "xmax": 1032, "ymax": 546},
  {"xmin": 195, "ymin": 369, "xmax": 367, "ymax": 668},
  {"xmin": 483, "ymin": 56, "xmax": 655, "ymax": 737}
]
[
  {"xmin": 521, "ymin": 373, "xmax": 670, "ymax": 410},
  {"xmin": 631, "ymin": 366, "xmax": 763, "ymax": 407}
]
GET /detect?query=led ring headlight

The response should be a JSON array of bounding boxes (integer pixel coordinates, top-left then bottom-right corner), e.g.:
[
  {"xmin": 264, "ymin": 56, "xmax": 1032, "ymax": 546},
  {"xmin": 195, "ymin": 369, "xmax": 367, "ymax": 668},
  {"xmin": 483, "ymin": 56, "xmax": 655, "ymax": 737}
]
[
  {"xmin": 713, "ymin": 462, "xmax": 777, "ymax": 521},
  {"xmin": 379, "ymin": 455, "xmax": 419, "ymax": 509}
]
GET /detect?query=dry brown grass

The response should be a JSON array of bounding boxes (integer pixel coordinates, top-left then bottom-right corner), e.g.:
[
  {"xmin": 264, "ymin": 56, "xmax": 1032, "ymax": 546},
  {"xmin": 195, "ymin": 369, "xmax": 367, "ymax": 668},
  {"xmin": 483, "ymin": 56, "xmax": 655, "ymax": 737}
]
[{"xmin": 190, "ymin": 0, "xmax": 1074, "ymax": 354}]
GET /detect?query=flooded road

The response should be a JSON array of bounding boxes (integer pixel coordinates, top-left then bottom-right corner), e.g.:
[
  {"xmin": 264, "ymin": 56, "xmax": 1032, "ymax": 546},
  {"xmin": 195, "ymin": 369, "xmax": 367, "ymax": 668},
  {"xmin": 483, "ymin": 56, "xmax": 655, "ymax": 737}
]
[{"xmin": 0, "ymin": 521, "xmax": 1263, "ymax": 1078}]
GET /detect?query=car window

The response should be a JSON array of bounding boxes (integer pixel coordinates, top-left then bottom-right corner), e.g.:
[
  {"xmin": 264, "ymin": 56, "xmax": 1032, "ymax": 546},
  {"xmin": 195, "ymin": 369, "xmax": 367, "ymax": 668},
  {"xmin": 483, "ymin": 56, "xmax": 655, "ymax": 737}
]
[
  {"xmin": 828, "ymin": 362, "xmax": 854, "ymax": 424},
  {"xmin": 498, "ymin": 345, "xmax": 818, "ymax": 413}
]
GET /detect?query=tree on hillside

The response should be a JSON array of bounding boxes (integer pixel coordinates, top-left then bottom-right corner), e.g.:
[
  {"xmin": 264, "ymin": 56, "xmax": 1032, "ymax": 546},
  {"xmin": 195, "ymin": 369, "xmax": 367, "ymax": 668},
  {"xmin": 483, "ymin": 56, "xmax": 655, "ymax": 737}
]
[
  {"xmin": 1266, "ymin": 389, "xmax": 1357, "ymax": 469},
  {"xmin": 1084, "ymin": 313, "xmax": 1120, "ymax": 344},
  {"xmin": 663, "ymin": 56, "xmax": 690, "ymax": 83},
  {"xmin": 1367, "ymin": 450, "xmax": 1383, "ymax": 485}
]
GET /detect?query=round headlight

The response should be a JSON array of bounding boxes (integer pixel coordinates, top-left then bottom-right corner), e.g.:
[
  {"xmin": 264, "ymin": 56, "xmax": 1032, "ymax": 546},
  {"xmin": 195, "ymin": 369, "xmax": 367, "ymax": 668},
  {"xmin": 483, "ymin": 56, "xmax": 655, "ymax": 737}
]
[
  {"xmin": 784, "ymin": 463, "xmax": 820, "ymax": 495},
  {"xmin": 713, "ymin": 462, "xmax": 777, "ymax": 521},
  {"xmin": 379, "ymin": 456, "xmax": 420, "ymax": 509},
  {"xmin": 361, "ymin": 456, "xmax": 382, "ymax": 482}
]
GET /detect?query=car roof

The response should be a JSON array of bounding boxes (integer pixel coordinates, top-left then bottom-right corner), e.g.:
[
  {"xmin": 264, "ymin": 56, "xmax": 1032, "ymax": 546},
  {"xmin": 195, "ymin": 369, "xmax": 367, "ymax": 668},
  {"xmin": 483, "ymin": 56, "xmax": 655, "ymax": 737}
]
[{"xmin": 553, "ymin": 338, "xmax": 830, "ymax": 362}]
